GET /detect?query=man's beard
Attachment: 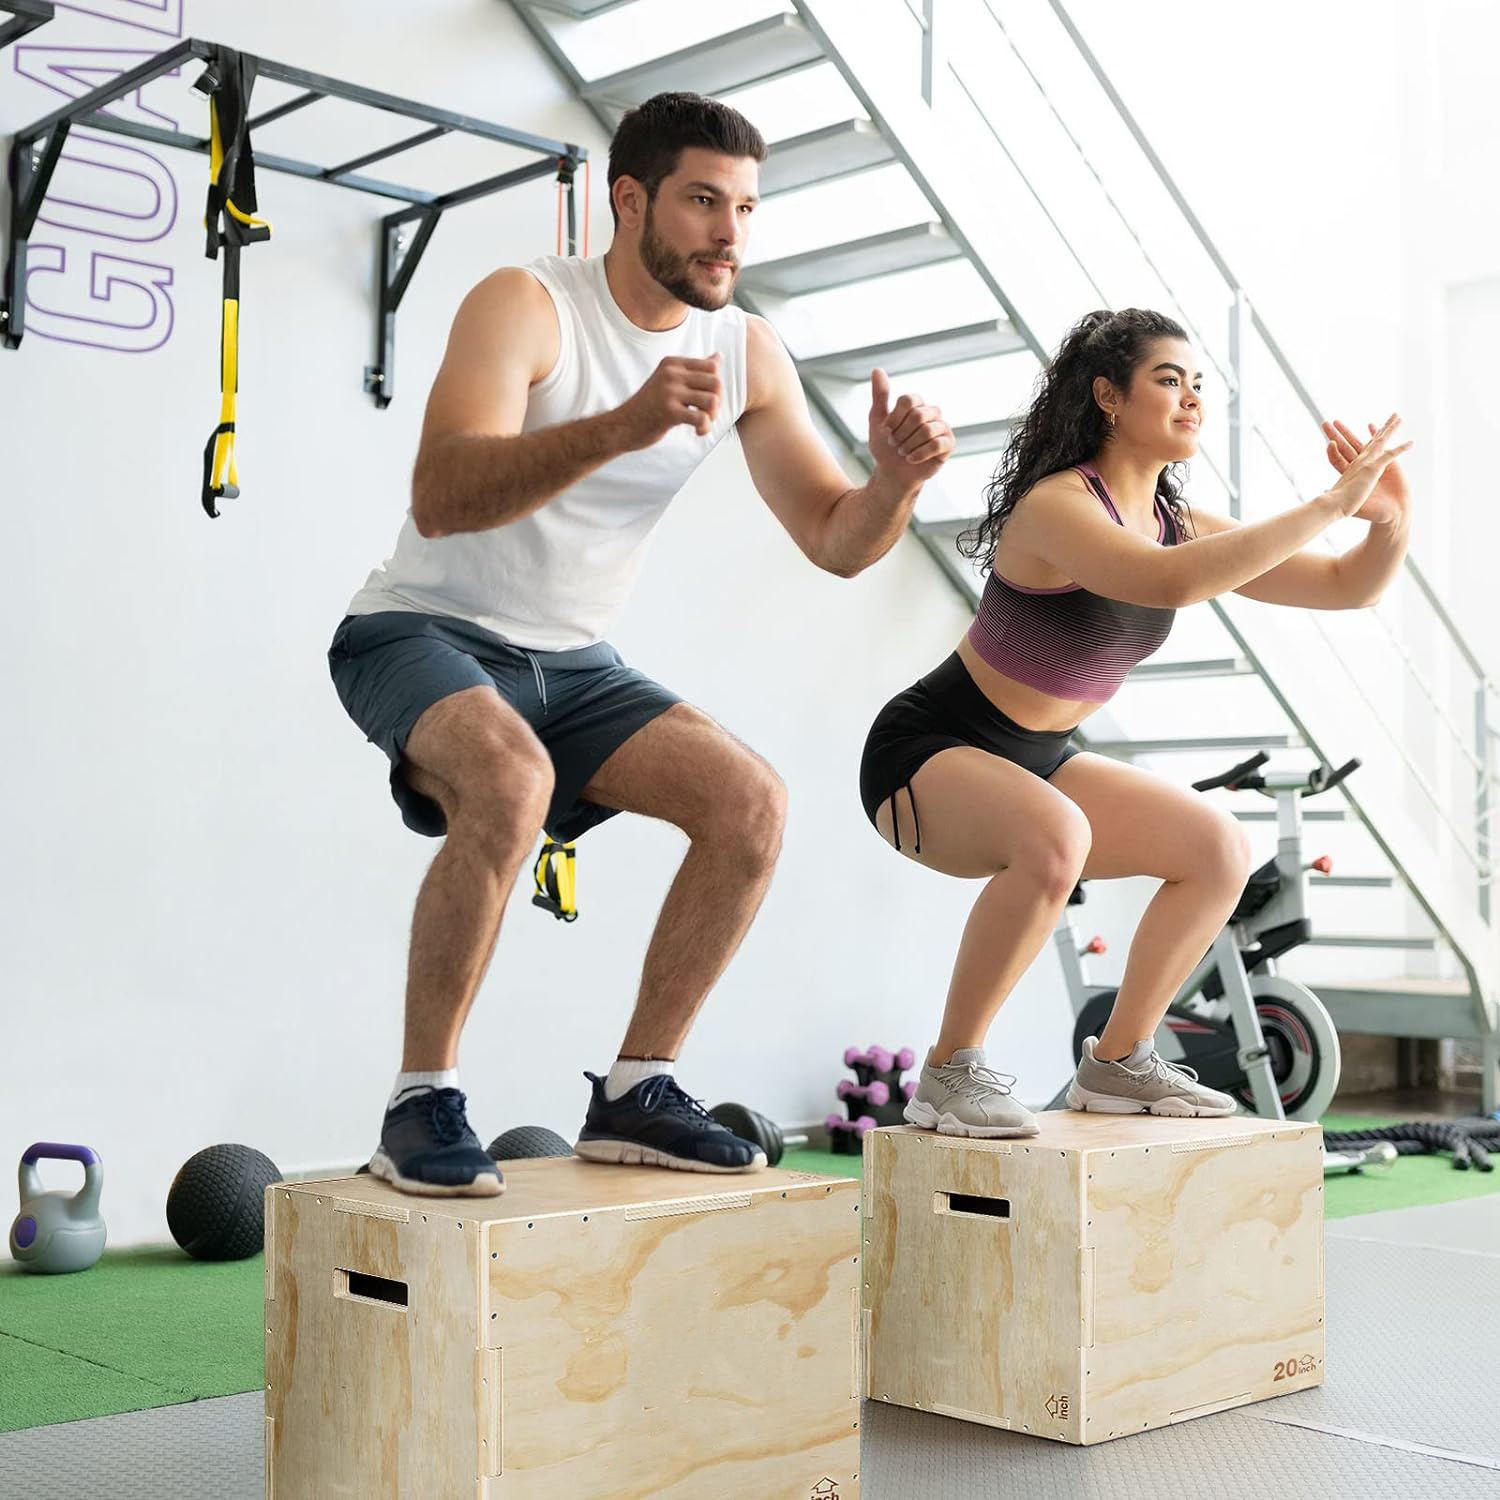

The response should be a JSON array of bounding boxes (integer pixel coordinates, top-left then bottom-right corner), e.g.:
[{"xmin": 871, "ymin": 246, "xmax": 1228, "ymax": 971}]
[{"xmin": 640, "ymin": 203, "xmax": 736, "ymax": 311}]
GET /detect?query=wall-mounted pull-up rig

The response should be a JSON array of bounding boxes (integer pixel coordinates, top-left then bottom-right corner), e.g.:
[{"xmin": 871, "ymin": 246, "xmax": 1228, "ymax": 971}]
[
  {"xmin": 0, "ymin": 0, "xmax": 51, "ymax": 50},
  {"xmin": 1, "ymin": 25, "xmax": 586, "ymax": 513}
]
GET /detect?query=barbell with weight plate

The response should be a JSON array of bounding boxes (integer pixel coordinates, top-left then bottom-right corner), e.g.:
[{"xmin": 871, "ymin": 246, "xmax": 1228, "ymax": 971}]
[{"xmin": 708, "ymin": 1103, "xmax": 810, "ymax": 1167}]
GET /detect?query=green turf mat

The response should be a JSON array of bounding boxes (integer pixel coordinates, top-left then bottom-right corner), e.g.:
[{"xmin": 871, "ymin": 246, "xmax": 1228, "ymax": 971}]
[
  {"xmin": 0, "ymin": 1331, "xmax": 186, "ymax": 1432},
  {"xmin": 783, "ymin": 1147, "xmax": 863, "ymax": 1181},
  {"xmin": 4, "ymin": 1120, "xmax": 1495, "ymax": 1435},
  {"xmin": 0, "ymin": 1247, "xmax": 265, "ymax": 1432},
  {"xmin": 1318, "ymin": 1111, "xmax": 1500, "ymax": 1218}
]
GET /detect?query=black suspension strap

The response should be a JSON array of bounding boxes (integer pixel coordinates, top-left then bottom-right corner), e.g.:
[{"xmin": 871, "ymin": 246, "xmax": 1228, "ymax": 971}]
[
  {"xmin": 197, "ymin": 47, "xmax": 271, "ymax": 518},
  {"xmin": 532, "ymin": 837, "xmax": 578, "ymax": 922}
]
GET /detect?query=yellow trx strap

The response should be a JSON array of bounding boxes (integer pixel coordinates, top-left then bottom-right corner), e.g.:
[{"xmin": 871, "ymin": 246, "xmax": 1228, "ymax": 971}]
[
  {"xmin": 198, "ymin": 47, "xmax": 271, "ymax": 518},
  {"xmin": 531, "ymin": 838, "xmax": 578, "ymax": 922}
]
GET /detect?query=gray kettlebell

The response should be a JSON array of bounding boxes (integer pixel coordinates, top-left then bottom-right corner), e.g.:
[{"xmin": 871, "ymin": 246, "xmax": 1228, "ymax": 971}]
[{"xmin": 9, "ymin": 1142, "xmax": 107, "ymax": 1273}]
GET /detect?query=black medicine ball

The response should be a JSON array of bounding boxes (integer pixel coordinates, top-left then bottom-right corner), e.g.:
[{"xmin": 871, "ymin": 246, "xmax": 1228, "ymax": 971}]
[
  {"xmin": 487, "ymin": 1125, "xmax": 574, "ymax": 1161},
  {"xmin": 167, "ymin": 1143, "xmax": 283, "ymax": 1261}
]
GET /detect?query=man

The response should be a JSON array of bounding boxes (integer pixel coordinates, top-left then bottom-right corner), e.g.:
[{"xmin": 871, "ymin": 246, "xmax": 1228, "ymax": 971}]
[{"xmin": 331, "ymin": 92, "xmax": 954, "ymax": 1196}]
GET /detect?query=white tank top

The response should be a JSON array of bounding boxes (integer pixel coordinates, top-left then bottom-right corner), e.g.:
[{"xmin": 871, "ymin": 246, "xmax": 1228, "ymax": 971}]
[{"xmin": 346, "ymin": 254, "xmax": 750, "ymax": 649}]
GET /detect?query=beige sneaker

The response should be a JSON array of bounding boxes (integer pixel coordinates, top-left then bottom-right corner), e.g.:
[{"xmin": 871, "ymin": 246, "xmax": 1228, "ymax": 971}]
[
  {"xmin": 903, "ymin": 1048, "xmax": 1041, "ymax": 1138},
  {"xmin": 1066, "ymin": 1037, "xmax": 1237, "ymax": 1117}
]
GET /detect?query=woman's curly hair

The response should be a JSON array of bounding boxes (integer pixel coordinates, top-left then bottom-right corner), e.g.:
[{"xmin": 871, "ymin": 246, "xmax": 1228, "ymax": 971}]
[{"xmin": 959, "ymin": 308, "xmax": 1196, "ymax": 570}]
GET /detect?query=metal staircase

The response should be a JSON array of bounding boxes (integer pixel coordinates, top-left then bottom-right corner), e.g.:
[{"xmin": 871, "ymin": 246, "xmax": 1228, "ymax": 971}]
[{"xmin": 506, "ymin": 0, "xmax": 1499, "ymax": 1107}]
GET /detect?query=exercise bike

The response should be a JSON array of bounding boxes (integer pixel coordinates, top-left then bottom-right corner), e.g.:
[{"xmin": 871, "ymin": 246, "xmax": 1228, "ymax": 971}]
[{"xmin": 1049, "ymin": 750, "xmax": 1355, "ymax": 1123}]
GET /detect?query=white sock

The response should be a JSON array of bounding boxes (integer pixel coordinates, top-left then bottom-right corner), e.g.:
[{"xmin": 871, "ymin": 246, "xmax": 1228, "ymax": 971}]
[
  {"xmin": 1100, "ymin": 1041, "xmax": 1153, "ymax": 1069},
  {"xmin": 604, "ymin": 1056, "xmax": 673, "ymax": 1101},
  {"xmin": 388, "ymin": 1069, "xmax": 459, "ymax": 1110}
]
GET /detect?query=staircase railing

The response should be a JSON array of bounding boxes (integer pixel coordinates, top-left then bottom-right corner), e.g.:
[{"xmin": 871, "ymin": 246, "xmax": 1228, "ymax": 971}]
[
  {"xmin": 796, "ymin": 0, "xmax": 1496, "ymax": 982},
  {"xmin": 503, "ymin": 0, "xmax": 1497, "ymax": 1102}
]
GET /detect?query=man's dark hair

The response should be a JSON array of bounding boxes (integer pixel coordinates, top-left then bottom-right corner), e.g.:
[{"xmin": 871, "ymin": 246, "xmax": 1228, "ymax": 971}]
[{"xmin": 607, "ymin": 91, "xmax": 767, "ymax": 224}]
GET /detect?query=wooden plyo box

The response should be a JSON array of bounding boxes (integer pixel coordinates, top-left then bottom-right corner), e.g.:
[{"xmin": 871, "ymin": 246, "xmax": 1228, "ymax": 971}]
[
  {"xmin": 264, "ymin": 1161, "xmax": 861, "ymax": 1500},
  {"xmin": 863, "ymin": 1113, "xmax": 1324, "ymax": 1444}
]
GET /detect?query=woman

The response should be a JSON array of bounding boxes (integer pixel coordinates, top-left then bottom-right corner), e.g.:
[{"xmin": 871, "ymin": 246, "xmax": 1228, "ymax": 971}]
[{"xmin": 859, "ymin": 308, "xmax": 1412, "ymax": 1136}]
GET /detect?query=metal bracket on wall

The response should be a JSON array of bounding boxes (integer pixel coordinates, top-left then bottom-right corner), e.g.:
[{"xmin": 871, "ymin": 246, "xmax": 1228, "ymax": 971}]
[
  {"xmin": 0, "ymin": 0, "xmax": 51, "ymax": 51},
  {"xmin": 0, "ymin": 33, "xmax": 585, "ymax": 406}
]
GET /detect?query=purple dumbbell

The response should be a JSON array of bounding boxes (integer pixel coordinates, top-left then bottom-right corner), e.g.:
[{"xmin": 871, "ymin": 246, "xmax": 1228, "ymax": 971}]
[
  {"xmin": 866, "ymin": 1080, "xmax": 890, "ymax": 1107},
  {"xmin": 902, "ymin": 1081, "xmax": 917, "ymax": 1101},
  {"xmin": 895, "ymin": 1048, "xmax": 916, "ymax": 1072},
  {"xmin": 867, "ymin": 1046, "xmax": 895, "ymax": 1074},
  {"xmin": 851, "ymin": 1115, "xmax": 878, "ymax": 1138}
]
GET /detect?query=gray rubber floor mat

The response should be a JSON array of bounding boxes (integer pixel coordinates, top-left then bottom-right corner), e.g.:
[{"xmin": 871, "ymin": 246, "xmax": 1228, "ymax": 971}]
[
  {"xmin": 858, "ymin": 1397, "xmax": 1500, "ymax": 1499},
  {"xmin": 3, "ymin": 1201, "xmax": 1495, "ymax": 1500},
  {"xmin": 1326, "ymin": 1193, "xmax": 1500, "ymax": 1255},
  {"xmin": 0, "ymin": 1392, "xmax": 262, "ymax": 1500}
]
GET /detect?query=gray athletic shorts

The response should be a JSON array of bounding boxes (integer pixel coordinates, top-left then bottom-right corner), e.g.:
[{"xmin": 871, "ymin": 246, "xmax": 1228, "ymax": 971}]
[{"xmin": 327, "ymin": 610, "xmax": 681, "ymax": 842}]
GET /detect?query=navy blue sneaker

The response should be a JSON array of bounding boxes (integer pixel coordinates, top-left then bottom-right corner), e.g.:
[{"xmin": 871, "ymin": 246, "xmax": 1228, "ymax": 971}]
[
  {"xmin": 368, "ymin": 1087, "xmax": 504, "ymax": 1197},
  {"xmin": 575, "ymin": 1072, "xmax": 766, "ymax": 1173}
]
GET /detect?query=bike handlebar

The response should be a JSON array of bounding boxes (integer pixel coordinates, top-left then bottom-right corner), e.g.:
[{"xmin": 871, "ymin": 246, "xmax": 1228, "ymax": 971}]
[
  {"xmin": 1191, "ymin": 750, "xmax": 1270, "ymax": 793},
  {"xmin": 1192, "ymin": 752, "xmax": 1361, "ymax": 797},
  {"xmin": 1307, "ymin": 757, "xmax": 1361, "ymax": 798}
]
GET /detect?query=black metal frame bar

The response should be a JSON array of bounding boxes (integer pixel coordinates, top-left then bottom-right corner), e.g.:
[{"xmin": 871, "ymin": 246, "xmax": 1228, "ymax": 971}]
[
  {"xmin": 1, "ymin": 35, "xmax": 585, "ymax": 404},
  {"xmin": 0, "ymin": 0, "xmax": 52, "ymax": 51}
]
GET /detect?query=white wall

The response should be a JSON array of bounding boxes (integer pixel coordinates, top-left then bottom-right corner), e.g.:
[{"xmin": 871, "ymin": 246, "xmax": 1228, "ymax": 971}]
[
  {"xmin": 1071, "ymin": 0, "xmax": 1498, "ymax": 669},
  {"xmin": 1050, "ymin": 1, "xmax": 1498, "ymax": 978},
  {"xmin": 1430, "ymin": 1, "xmax": 1500, "ymax": 685},
  {"xmin": 3, "ymin": 0, "xmax": 1491, "ymax": 1250},
  {"xmin": 0, "ymin": 0, "xmax": 1053, "ymax": 1251},
  {"xmin": 1446, "ymin": 278, "xmax": 1500, "ymax": 683}
]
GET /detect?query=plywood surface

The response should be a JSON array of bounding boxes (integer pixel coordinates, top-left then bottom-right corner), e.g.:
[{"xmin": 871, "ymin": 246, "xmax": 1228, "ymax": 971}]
[
  {"xmin": 485, "ymin": 1178, "xmax": 860, "ymax": 1498},
  {"xmin": 267, "ymin": 1169, "xmax": 861, "ymax": 1499},
  {"xmin": 265, "ymin": 1186, "xmax": 484, "ymax": 1498},
  {"xmin": 286, "ymin": 1161, "xmax": 845, "ymax": 1224},
  {"xmin": 864, "ymin": 1130, "xmax": 1086, "ymax": 1439},
  {"xmin": 878, "ymin": 1113, "xmax": 1320, "ymax": 1153},
  {"xmin": 864, "ymin": 1117, "xmax": 1325, "ymax": 1446},
  {"xmin": 1083, "ymin": 1124, "xmax": 1325, "ymax": 1440}
]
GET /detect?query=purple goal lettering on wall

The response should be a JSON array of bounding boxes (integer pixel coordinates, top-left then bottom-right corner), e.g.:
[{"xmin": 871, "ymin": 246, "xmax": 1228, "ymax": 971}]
[
  {"xmin": 12, "ymin": 4, "xmax": 188, "ymax": 351},
  {"xmin": 24, "ymin": 244, "xmax": 175, "ymax": 352},
  {"xmin": 39, "ymin": 137, "xmax": 178, "ymax": 243},
  {"xmin": 53, "ymin": 0, "xmax": 184, "ymax": 38},
  {"xmin": 14, "ymin": 46, "xmax": 186, "ymax": 128}
]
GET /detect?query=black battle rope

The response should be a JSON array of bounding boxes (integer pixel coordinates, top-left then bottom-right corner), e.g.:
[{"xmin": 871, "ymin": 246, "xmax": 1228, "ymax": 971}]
[{"xmin": 1323, "ymin": 1118, "xmax": 1500, "ymax": 1172}]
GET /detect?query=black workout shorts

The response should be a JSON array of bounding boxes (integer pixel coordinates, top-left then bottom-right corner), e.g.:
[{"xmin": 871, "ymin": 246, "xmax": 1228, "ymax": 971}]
[
  {"xmin": 859, "ymin": 652, "xmax": 1080, "ymax": 846},
  {"xmin": 328, "ymin": 610, "xmax": 681, "ymax": 843}
]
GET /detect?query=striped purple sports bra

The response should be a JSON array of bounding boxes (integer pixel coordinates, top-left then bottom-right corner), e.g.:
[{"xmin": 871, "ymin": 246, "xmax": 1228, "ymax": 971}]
[{"xmin": 966, "ymin": 463, "xmax": 1180, "ymax": 704}]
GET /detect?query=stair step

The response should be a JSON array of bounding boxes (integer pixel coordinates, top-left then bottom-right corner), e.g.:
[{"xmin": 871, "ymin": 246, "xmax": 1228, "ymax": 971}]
[
  {"xmin": 581, "ymin": 14, "xmax": 822, "ymax": 108},
  {"xmin": 741, "ymin": 223, "xmax": 958, "ymax": 296},
  {"xmin": 911, "ymin": 519, "xmax": 982, "ymax": 602},
  {"xmin": 525, "ymin": 0, "xmax": 636, "ymax": 17},
  {"xmin": 760, "ymin": 118, "xmax": 895, "ymax": 197},
  {"xmin": 1088, "ymin": 735, "xmax": 1299, "ymax": 756},
  {"xmin": 799, "ymin": 319, "xmax": 1026, "ymax": 381},
  {"xmin": 1309, "ymin": 874, "xmax": 1395, "ymax": 888},
  {"xmin": 1236, "ymin": 809, "xmax": 1348, "ymax": 822},
  {"xmin": 1315, "ymin": 979, "xmax": 1479, "ymax": 1041},
  {"xmin": 1126, "ymin": 657, "xmax": 1254, "ymax": 682},
  {"xmin": 950, "ymin": 418, "xmax": 1013, "ymax": 457},
  {"xmin": 1306, "ymin": 934, "xmax": 1439, "ymax": 950}
]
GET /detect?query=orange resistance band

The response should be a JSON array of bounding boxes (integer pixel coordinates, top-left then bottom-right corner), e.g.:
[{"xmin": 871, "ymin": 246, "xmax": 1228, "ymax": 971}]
[{"xmin": 555, "ymin": 160, "xmax": 591, "ymax": 257}]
